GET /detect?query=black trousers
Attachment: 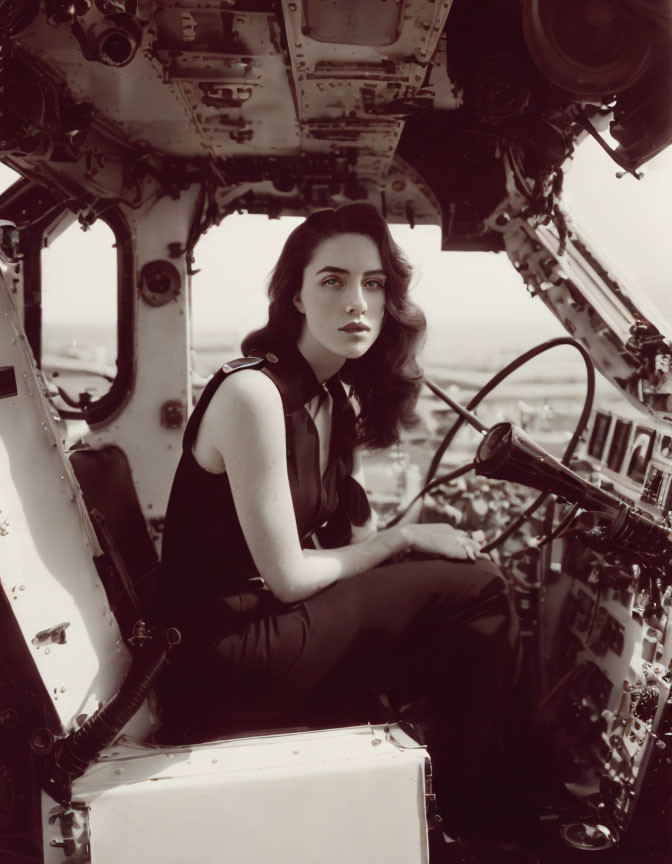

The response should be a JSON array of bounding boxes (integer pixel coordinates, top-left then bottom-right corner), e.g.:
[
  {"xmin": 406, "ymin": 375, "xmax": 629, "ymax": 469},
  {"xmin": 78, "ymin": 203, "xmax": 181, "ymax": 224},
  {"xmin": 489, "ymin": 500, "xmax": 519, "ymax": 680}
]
[{"xmin": 162, "ymin": 557, "xmax": 521, "ymax": 833}]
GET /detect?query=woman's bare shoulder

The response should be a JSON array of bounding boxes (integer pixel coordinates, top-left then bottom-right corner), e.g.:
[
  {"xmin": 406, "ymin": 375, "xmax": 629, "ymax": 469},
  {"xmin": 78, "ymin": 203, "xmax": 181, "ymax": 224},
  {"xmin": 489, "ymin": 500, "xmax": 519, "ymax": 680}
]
[
  {"xmin": 193, "ymin": 369, "xmax": 285, "ymax": 471},
  {"xmin": 203, "ymin": 368, "xmax": 284, "ymax": 432}
]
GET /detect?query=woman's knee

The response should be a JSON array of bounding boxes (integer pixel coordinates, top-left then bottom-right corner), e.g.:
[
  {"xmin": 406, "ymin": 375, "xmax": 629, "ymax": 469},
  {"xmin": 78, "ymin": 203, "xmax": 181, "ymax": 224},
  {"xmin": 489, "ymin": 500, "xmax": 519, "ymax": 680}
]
[
  {"xmin": 474, "ymin": 562, "xmax": 521, "ymax": 664},
  {"xmin": 469, "ymin": 558, "xmax": 509, "ymax": 598},
  {"xmin": 421, "ymin": 556, "xmax": 508, "ymax": 603},
  {"xmin": 448, "ymin": 559, "xmax": 519, "ymax": 648}
]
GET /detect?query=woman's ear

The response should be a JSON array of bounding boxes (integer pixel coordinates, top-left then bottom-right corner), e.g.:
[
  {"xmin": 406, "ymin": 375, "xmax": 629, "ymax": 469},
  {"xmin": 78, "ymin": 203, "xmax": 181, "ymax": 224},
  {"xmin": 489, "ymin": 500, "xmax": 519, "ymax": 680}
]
[{"xmin": 293, "ymin": 293, "xmax": 305, "ymax": 314}]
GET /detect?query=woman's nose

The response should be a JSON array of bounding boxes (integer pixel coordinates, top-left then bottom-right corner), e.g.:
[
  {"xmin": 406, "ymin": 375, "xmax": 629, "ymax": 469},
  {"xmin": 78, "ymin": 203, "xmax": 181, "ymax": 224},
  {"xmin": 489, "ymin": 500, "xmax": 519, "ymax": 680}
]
[{"xmin": 345, "ymin": 285, "xmax": 367, "ymax": 316}]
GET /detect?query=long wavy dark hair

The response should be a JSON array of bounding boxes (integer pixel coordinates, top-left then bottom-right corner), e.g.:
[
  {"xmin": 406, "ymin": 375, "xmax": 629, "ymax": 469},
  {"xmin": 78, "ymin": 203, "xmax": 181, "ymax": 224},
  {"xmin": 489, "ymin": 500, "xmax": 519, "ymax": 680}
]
[{"xmin": 241, "ymin": 204, "xmax": 426, "ymax": 449}]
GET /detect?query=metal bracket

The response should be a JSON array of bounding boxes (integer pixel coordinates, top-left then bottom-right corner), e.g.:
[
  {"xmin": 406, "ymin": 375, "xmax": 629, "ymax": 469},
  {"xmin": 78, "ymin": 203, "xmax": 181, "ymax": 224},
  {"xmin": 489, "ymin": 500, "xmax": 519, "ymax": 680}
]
[{"xmin": 32, "ymin": 622, "xmax": 70, "ymax": 646}]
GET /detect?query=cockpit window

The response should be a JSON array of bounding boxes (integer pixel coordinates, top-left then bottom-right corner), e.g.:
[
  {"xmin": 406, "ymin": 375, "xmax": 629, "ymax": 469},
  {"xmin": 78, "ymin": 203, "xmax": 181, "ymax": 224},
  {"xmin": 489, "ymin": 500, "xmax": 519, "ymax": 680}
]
[
  {"xmin": 190, "ymin": 215, "xmax": 300, "ymax": 381},
  {"xmin": 0, "ymin": 165, "xmax": 132, "ymax": 423},
  {"xmin": 190, "ymin": 214, "xmax": 567, "ymax": 384},
  {"xmin": 606, "ymin": 419, "xmax": 632, "ymax": 473},
  {"xmin": 41, "ymin": 217, "xmax": 118, "ymax": 406},
  {"xmin": 564, "ymin": 139, "xmax": 672, "ymax": 327}
]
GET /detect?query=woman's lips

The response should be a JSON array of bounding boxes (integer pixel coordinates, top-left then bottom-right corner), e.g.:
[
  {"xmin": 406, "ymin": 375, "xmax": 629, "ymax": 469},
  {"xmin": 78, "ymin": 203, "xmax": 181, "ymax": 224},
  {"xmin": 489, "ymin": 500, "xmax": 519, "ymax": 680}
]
[{"xmin": 339, "ymin": 322, "xmax": 370, "ymax": 333}]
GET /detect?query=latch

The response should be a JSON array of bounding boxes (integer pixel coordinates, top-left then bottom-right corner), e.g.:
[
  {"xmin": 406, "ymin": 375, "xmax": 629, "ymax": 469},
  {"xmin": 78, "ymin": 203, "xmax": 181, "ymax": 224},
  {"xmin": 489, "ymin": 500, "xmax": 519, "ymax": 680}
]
[
  {"xmin": 424, "ymin": 755, "xmax": 442, "ymax": 829},
  {"xmin": 48, "ymin": 805, "xmax": 90, "ymax": 862},
  {"xmin": 32, "ymin": 622, "xmax": 70, "ymax": 646}
]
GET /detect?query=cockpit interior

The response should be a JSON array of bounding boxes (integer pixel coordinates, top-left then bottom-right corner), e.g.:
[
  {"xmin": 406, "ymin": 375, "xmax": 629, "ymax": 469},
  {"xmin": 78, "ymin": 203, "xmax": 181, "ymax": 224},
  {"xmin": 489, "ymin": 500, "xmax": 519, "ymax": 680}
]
[{"xmin": 1, "ymin": 1, "xmax": 672, "ymax": 862}]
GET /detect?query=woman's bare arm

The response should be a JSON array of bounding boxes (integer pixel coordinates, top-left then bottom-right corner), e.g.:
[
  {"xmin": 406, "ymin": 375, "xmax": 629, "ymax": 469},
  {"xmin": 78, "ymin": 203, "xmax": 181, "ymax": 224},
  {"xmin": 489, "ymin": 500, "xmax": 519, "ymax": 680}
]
[{"xmin": 198, "ymin": 370, "xmax": 481, "ymax": 603}]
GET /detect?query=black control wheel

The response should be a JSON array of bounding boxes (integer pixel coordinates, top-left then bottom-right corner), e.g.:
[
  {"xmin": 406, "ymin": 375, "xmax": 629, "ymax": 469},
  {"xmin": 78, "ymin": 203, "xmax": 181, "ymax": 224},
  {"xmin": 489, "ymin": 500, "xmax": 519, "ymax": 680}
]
[{"xmin": 393, "ymin": 338, "xmax": 595, "ymax": 553}]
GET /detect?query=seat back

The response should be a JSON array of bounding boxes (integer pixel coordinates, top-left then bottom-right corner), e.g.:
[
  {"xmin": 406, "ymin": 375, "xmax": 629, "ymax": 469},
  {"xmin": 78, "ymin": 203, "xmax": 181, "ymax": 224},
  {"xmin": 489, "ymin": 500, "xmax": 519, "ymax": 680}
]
[{"xmin": 70, "ymin": 446, "xmax": 159, "ymax": 636}]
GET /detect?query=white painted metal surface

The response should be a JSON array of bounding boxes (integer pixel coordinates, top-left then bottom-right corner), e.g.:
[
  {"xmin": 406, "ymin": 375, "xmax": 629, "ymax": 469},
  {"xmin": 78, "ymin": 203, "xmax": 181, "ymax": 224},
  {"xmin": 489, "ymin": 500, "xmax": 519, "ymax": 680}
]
[
  {"xmin": 0, "ymin": 265, "xmax": 152, "ymax": 736},
  {"xmin": 84, "ymin": 193, "xmax": 196, "ymax": 528},
  {"xmin": 43, "ymin": 725, "xmax": 430, "ymax": 864}
]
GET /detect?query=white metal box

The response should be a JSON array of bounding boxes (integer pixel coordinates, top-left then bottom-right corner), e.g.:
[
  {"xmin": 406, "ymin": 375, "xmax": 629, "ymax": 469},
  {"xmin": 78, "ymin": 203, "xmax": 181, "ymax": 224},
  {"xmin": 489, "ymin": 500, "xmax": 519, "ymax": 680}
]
[{"xmin": 43, "ymin": 724, "xmax": 431, "ymax": 864}]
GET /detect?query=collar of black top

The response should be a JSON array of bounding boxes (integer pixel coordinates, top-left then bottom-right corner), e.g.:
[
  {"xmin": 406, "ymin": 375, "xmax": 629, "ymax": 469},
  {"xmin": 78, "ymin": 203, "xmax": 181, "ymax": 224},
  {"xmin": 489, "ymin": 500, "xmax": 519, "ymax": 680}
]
[{"xmin": 247, "ymin": 340, "xmax": 344, "ymax": 415}]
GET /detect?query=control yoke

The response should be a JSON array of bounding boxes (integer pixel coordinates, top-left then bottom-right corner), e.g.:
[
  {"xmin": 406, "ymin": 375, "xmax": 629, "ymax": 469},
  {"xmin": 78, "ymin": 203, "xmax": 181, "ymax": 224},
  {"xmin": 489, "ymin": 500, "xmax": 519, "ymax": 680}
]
[{"xmin": 474, "ymin": 422, "xmax": 672, "ymax": 565}]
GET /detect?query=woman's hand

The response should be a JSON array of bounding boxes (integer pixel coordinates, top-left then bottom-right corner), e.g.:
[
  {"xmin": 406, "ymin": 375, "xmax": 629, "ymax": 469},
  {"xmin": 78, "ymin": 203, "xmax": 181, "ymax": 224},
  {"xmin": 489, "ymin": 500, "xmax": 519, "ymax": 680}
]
[{"xmin": 400, "ymin": 523, "xmax": 488, "ymax": 562}]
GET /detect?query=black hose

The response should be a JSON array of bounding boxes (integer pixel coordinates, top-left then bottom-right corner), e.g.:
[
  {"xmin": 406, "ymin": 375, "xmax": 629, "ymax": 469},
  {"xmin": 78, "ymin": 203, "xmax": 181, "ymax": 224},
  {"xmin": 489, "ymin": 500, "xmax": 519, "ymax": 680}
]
[{"xmin": 52, "ymin": 631, "xmax": 177, "ymax": 779}]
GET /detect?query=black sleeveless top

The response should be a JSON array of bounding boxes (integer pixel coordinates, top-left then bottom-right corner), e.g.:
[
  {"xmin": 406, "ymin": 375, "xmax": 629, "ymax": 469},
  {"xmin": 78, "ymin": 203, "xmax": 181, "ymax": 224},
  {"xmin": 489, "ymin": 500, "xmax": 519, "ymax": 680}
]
[{"xmin": 156, "ymin": 341, "xmax": 371, "ymax": 640}]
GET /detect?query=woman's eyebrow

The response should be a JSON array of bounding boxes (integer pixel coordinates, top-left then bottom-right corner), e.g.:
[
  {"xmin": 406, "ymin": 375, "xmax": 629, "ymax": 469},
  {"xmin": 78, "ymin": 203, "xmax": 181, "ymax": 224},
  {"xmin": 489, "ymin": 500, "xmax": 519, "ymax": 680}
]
[{"xmin": 315, "ymin": 266, "xmax": 386, "ymax": 277}]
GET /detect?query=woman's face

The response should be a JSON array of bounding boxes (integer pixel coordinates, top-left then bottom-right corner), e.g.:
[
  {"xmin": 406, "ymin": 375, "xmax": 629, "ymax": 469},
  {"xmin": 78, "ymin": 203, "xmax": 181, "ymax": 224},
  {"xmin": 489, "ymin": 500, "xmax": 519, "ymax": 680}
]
[{"xmin": 293, "ymin": 232, "xmax": 386, "ymax": 363}]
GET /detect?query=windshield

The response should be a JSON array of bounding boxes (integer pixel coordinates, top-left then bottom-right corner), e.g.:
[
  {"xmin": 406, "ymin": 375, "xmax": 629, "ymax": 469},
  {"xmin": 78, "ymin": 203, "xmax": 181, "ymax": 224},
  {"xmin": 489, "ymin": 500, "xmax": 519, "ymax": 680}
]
[
  {"xmin": 2, "ymin": 132, "xmax": 670, "ymax": 397},
  {"xmin": 190, "ymin": 215, "xmax": 567, "ymax": 377},
  {"xmin": 562, "ymin": 135, "xmax": 672, "ymax": 326}
]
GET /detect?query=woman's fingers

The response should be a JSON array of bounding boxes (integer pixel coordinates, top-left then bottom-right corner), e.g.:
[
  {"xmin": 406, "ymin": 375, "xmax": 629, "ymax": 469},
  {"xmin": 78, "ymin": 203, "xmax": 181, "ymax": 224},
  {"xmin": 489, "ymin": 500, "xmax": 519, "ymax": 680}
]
[
  {"xmin": 404, "ymin": 524, "xmax": 491, "ymax": 562},
  {"xmin": 460, "ymin": 536, "xmax": 494, "ymax": 562},
  {"xmin": 458, "ymin": 531, "xmax": 493, "ymax": 562},
  {"xmin": 459, "ymin": 536, "xmax": 480, "ymax": 561}
]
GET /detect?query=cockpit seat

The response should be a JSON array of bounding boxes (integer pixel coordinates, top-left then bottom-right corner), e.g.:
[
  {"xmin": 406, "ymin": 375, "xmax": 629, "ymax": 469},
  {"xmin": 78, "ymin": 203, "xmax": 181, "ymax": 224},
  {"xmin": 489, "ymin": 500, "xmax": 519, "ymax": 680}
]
[
  {"xmin": 69, "ymin": 445, "xmax": 159, "ymax": 639},
  {"xmin": 68, "ymin": 445, "xmax": 394, "ymax": 746}
]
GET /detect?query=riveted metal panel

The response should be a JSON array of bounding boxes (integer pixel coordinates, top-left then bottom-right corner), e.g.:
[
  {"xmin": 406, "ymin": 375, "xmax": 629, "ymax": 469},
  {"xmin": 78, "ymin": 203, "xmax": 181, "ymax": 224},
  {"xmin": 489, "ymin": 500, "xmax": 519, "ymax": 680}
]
[{"xmin": 0, "ymin": 268, "xmax": 152, "ymax": 738}]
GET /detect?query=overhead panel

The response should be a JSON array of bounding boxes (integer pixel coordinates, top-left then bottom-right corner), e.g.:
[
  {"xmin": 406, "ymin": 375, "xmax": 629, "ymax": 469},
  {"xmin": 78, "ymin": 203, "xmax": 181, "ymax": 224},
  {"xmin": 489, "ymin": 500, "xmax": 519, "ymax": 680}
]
[
  {"xmin": 281, "ymin": 0, "xmax": 454, "ymax": 187},
  {"xmin": 152, "ymin": 2, "xmax": 300, "ymax": 157}
]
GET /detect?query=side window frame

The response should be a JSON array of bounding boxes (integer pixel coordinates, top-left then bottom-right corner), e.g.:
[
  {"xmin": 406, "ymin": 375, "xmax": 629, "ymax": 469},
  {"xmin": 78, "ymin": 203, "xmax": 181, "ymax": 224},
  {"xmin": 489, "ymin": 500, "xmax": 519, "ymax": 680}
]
[{"xmin": 0, "ymin": 179, "xmax": 134, "ymax": 425}]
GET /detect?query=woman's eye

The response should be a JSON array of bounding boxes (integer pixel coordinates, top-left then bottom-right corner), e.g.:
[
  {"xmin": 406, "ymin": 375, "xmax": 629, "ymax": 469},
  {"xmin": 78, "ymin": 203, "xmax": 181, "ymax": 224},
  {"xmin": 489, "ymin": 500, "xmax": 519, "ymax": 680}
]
[
  {"xmin": 322, "ymin": 276, "xmax": 342, "ymax": 288},
  {"xmin": 364, "ymin": 279, "xmax": 385, "ymax": 290}
]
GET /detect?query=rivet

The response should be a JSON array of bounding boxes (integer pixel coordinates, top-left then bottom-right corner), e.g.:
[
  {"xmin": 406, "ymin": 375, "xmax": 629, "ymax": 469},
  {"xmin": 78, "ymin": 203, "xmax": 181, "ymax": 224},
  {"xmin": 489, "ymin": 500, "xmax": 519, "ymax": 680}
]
[{"xmin": 265, "ymin": 352, "xmax": 279, "ymax": 364}]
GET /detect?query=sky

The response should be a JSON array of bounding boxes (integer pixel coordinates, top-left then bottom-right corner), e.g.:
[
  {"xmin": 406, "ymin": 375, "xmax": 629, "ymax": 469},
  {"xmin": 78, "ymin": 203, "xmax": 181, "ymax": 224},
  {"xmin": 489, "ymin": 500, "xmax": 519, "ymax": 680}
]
[{"xmin": 0, "ymin": 134, "xmax": 670, "ymax": 368}]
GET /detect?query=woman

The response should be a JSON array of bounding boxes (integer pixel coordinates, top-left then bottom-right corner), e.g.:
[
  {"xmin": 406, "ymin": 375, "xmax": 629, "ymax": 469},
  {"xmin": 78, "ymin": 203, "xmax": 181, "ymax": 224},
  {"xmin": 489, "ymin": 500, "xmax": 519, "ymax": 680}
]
[{"xmin": 156, "ymin": 203, "xmax": 521, "ymax": 842}]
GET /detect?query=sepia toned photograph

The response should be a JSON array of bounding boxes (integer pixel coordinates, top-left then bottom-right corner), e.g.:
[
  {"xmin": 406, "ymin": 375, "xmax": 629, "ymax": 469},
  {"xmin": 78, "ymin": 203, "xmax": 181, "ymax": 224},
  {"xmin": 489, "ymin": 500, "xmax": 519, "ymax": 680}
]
[{"xmin": 1, "ymin": 1, "xmax": 671, "ymax": 862}]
